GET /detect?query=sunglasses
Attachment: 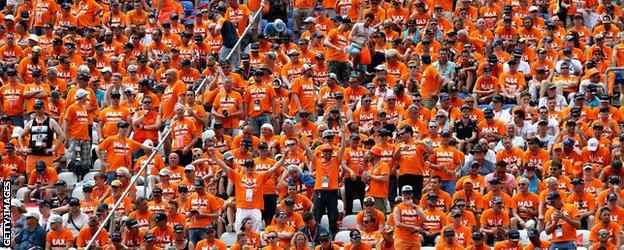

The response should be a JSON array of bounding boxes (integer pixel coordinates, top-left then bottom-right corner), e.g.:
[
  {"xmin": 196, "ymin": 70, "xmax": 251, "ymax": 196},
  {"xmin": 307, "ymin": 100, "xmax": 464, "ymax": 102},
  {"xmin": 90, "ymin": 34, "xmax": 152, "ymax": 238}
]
[
  {"xmin": 518, "ymin": 183, "xmax": 527, "ymax": 186},
  {"xmin": 286, "ymin": 143, "xmax": 297, "ymax": 147},
  {"xmin": 362, "ymin": 220, "xmax": 372, "ymax": 223},
  {"xmin": 143, "ymin": 101, "xmax": 152, "ymax": 104},
  {"xmin": 267, "ymin": 236, "xmax": 277, "ymax": 239}
]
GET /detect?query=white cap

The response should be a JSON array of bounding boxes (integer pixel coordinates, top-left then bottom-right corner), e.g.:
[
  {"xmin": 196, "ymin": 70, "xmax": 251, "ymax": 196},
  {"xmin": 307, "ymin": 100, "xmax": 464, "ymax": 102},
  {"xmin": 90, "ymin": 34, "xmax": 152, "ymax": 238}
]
[
  {"xmin": 28, "ymin": 34, "xmax": 39, "ymax": 42},
  {"xmin": 115, "ymin": 167, "xmax": 131, "ymax": 177},
  {"xmin": 49, "ymin": 214, "xmax": 63, "ymax": 223},
  {"xmin": 124, "ymin": 87, "xmax": 135, "ymax": 94},
  {"xmin": 25, "ymin": 212, "xmax": 40, "ymax": 220},
  {"xmin": 75, "ymin": 88, "xmax": 88, "ymax": 99},
  {"xmin": 4, "ymin": 15, "xmax": 14, "ymax": 21},
  {"xmin": 184, "ymin": 165, "xmax": 195, "ymax": 171},
  {"xmin": 11, "ymin": 199, "xmax": 22, "ymax": 207},
  {"xmin": 303, "ymin": 17, "xmax": 316, "ymax": 23},
  {"xmin": 436, "ymin": 109, "xmax": 449, "ymax": 117},
  {"xmin": 587, "ymin": 138, "xmax": 599, "ymax": 151},
  {"xmin": 159, "ymin": 168, "xmax": 172, "ymax": 176},
  {"xmin": 143, "ymin": 139, "xmax": 154, "ymax": 147},
  {"xmin": 202, "ymin": 129, "xmax": 215, "ymax": 142},
  {"xmin": 528, "ymin": 6, "xmax": 539, "ymax": 12},
  {"xmin": 302, "ymin": 63, "xmax": 312, "ymax": 71},
  {"xmin": 11, "ymin": 126, "xmax": 22, "ymax": 137},
  {"xmin": 261, "ymin": 123, "xmax": 274, "ymax": 132},
  {"xmin": 401, "ymin": 185, "xmax": 414, "ymax": 192},
  {"xmin": 78, "ymin": 65, "xmax": 90, "ymax": 74},
  {"xmin": 100, "ymin": 67, "xmax": 112, "ymax": 73},
  {"xmin": 374, "ymin": 65, "xmax": 388, "ymax": 71}
]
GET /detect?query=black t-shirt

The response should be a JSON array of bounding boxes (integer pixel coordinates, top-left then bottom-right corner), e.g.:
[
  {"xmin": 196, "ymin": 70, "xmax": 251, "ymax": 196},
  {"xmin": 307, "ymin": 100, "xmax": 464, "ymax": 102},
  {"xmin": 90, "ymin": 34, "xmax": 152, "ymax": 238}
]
[
  {"xmin": 453, "ymin": 118, "xmax": 477, "ymax": 139},
  {"xmin": 221, "ymin": 19, "xmax": 239, "ymax": 49}
]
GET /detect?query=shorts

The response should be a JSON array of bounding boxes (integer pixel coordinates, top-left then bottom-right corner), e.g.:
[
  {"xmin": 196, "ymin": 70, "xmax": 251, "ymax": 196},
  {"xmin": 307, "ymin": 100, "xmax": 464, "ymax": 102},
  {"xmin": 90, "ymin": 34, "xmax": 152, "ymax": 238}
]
[
  {"xmin": 234, "ymin": 208, "xmax": 262, "ymax": 233},
  {"xmin": 394, "ymin": 237, "xmax": 421, "ymax": 250}
]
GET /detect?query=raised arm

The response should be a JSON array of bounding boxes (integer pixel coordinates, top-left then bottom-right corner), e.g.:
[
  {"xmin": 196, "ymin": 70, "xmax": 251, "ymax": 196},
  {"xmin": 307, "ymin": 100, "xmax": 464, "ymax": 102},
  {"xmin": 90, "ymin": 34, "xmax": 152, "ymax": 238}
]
[{"xmin": 207, "ymin": 147, "xmax": 232, "ymax": 174}]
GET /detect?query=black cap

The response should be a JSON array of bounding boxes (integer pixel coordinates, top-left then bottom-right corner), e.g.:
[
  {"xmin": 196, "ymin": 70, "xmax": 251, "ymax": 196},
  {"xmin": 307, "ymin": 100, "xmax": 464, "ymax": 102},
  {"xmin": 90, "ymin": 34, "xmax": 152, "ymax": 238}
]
[
  {"xmin": 144, "ymin": 234, "xmax": 155, "ymax": 241},
  {"xmin": 609, "ymin": 175, "xmax": 620, "ymax": 184},
  {"xmin": 54, "ymin": 180, "xmax": 67, "ymax": 187},
  {"xmin": 473, "ymin": 231, "xmax": 485, "ymax": 239},
  {"xmin": 69, "ymin": 197, "xmax": 80, "ymax": 206},
  {"xmin": 284, "ymin": 197, "xmax": 295, "ymax": 205},
  {"xmin": 489, "ymin": 177, "xmax": 502, "ymax": 185},
  {"xmin": 194, "ymin": 179, "xmax": 205, "ymax": 187},
  {"xmin": 110, "ymin": 91, "xmax": 121, "ymax": 99},
  {"xmin": 126, "ymin": 218, "xmax": 139, "ymax": 228},
  {"xmin": 426, "ymin": 192, "xmax": 438, "ymax": 200},
  {"xmin": 152, "ymin": 187, "xmax": 163, "ymax": 195},
  {"xmin": 508, "ymin": 230, "xmax": 520, "ymax": 240},
  {"xmin": 111, "ymin": 232, "xmax": 122, "ymax": 241},
  {"xmin": 546, "ymin": 191, "xmax": 561, "ymax": 201},
  {"xmin": 571, "ymin": 178, "xmax": 585, "ymax": 185},
  {"xmin": 608, "ymin": 193, "xmax": 618, "ymax": 201},
  {"xmin": 117, "ymin": 121, "xmax": 130, "ymax": 128},
  {"xmin": 154, "ymin": 212, "xmax": 167, "ymax": 222},
  {"xmin": 174, "ymin": 224, "xmax": 184, "ymax": 233},
  {"xmin": 244, "ymin": 159, "xmax": 255, "ymax": 168},
  {"xmin": 258, "ymin": 142, "xmax": 269, "ymax": 149},
  {"xmin": 83, "ymin": 184, "xmax": 94, "ymax": 193}
]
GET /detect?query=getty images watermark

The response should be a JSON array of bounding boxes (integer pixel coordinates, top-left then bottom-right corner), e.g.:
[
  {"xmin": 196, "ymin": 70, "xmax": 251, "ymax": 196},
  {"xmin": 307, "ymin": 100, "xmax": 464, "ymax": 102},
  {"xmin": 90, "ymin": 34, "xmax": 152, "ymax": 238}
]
[{"xmin": 2, "ymin": 181, "xmax": 10, "ymax": 248}]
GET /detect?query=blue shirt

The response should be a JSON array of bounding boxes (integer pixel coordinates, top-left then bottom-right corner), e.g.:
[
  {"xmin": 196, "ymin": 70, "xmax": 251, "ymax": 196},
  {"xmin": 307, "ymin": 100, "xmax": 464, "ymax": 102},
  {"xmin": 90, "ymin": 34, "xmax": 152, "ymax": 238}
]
[
  {"xmin": 287, "ymin": 172, "xmax": 316, "ymax": 188},
  {"xmin": 14, "ymin": 225, "xmax": 46, "ymax": 250},
  {"xmin": 300, "ymin": 224, "xmax": 331, "ymax": 247}
]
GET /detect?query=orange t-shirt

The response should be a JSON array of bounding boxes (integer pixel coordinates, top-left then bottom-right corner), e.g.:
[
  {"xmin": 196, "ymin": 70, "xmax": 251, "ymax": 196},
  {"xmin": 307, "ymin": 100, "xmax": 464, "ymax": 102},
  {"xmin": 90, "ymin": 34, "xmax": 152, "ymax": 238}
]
[
  {"xmin": 63, "ymin": 102, "xmax": 91, "ymax": 140},
  {"xmin": 510, "ymin": 192, "xmax": 540, "ymax": 219},
  {"xmin": 429, "ymin": 146, "xmax": 465, "ymax": 181},
  {"xmin": 243, "ymin": 83, "xmax": 277, "ymax": 117},
  {"xmin": 480, "ymin": 209, "xmax": 510, "ymax": 229},
  {"xmin": 326, "ymin": 28, "xmax": 349, "ymax": 62},
  {"xmin": 420, "ymin": 64, "xmax": 442, "ymax": 99},
  {"xmin": 170, "ymin": 117, "xmax": 200, "ymax": 151},
  {"xmin": 544, "ymin": 203, "xmax": 580, "ymax": 242},
  {"xmin": 366, "ymin": 162, "xmax": 390, "ymax": 199},
  {"xmin": 196, "ymin": 239, "xmax": 228, "ymax": 250},
  {"xmin": 186, "ymin": 192, "xmax": 221, "ymax": 229},
  {"xmin": 396, "ymin": 141, "xmax": 428, "ymax": 175},
  {"xmin": 229, "ymin": 170, "xmax": 270, "ymax": 209},
  {"xmin": 46, "ymin": 228, "xmax": 74, "ymax": 248},
  {"xmin": 98, "ymin": 136, "xmax": 142, "ymax": 172},
  {"xmin": 0, "ymin": 83, "xmax": 26, "ymax": 116},
  {"xmin": 394, "ymin": 202, "xmax": 423, "ymax": 240},
  {"xmin": 288, "ymin": 77, "xmax": 318, "ymax": 116},
  {"xmin": 76, "ymin": 227, "xmax": 109, "ymax": 248},
  {"xmin": 98, "ymin": 106, "xmax": 130, "ymax": 138},
  {"xmin": 212, "ymin": 90, "xmax": 243, "ymax": 129},
  {"xmin": 160, "ymin": 80, "xmax": 187, "ymax": 121},
  {"xmin": 313, "ymin": 157, "xmax": 341, "ymax": 190}
]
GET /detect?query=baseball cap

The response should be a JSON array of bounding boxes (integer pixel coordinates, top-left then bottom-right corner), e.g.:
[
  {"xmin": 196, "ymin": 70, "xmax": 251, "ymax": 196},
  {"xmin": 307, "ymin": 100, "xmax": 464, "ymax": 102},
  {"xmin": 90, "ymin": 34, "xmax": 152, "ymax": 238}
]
[
  {"xmin": 154, "ymin": 212, "xmax": 167, "ymax": 222},
  {"xmin": 322, "ymin": 130, "xmax": 335, "ymax": 138},
  {"xmin": 492, "ymin": 196, "xmax": 504, "ymax": 204},
  {"xmin": 223, "ymin": 151, "xmax": 235, "ymax": 161},
  {"xmin": 587, "ymin": 138, "xmax": 599, "ymax": 151},
  {"xmin": 546, "ymin": 192, "xmax": 561, "ymax": 201},
  {"xmin": 508, "ymin": 230, "xmax": 520, "ymax": 241},
  {"xmin": 527, "ymin": 228, "xmax": 539, "ymax": 238},
  {"xmin": 111, "ymin": 180, "xmax": 122, "ymax": 187},
  {"xmin": 426, "ymin": 192, "xmax": 438, "ymax": 200},
  {"xmin": 402, "ymin": 185, "xmax": 413, "ymax": 193}
]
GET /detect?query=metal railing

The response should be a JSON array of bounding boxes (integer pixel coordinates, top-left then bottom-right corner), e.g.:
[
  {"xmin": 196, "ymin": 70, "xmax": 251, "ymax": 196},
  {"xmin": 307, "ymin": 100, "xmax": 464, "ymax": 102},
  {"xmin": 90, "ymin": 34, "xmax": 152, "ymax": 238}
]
[
  {"xmin": 84, "ymin": 2, "xmax": 267, "ymax": 248},
  {"xmin": 226, "ymin": 0, "xmax": 266, "ymax": 62}
]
